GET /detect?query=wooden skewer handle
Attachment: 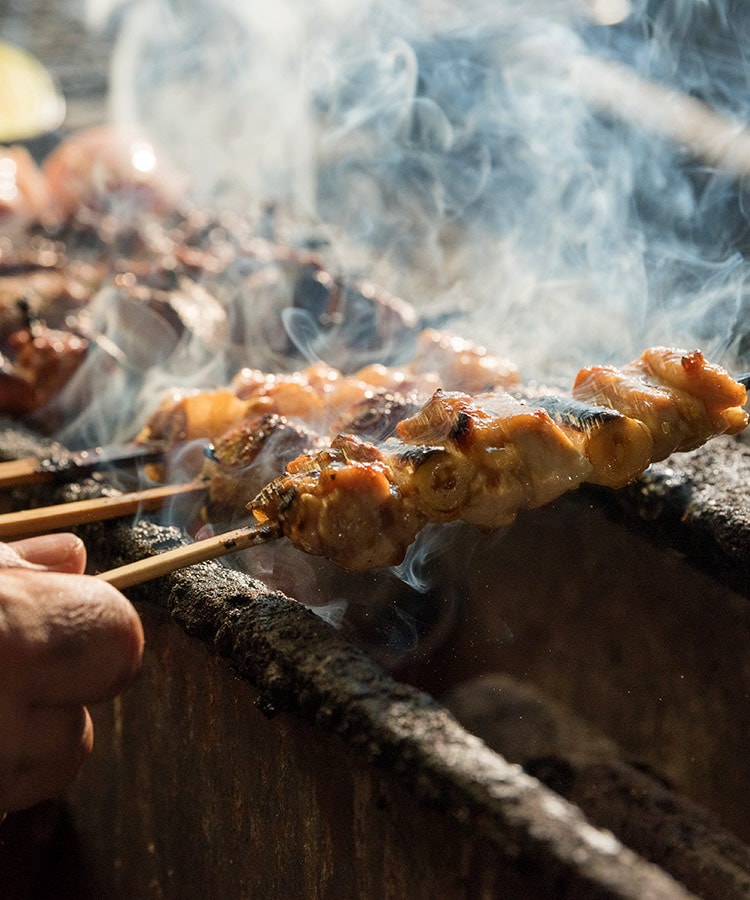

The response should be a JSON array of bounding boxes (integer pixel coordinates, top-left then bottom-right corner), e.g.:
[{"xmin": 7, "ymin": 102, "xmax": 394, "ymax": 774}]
[
  {"xmin": 0, "ymin": 442, "xmax": 167, "ymax": 490},
  {"xmin": 97, "ymin": 523, "xmax": 281, "ymax": 589},
  {"xmin": 0, "ymin": 457, "xmax": 50, "ymax": 489},
  {"xmin": 0, "ymin": 481, "xmax": 206, "ymax": 540},
  {"xmin": 571, "ymin": 56, "xmax": 750, "ymax": 179}
]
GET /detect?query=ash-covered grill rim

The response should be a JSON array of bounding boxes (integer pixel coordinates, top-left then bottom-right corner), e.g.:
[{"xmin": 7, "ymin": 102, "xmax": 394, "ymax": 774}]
[{"xmin": 591, "ymin": 435, "xmax": 750, "ymax": 598}]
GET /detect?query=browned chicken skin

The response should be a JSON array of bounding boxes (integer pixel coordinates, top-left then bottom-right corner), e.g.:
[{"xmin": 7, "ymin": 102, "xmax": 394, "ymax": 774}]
[
  {"xmin": 573, "ymin": 347, "xmax": 748, "ymax": 459},
  {"xmin": 252, "ymin": 434, "xmax": 427, "ymax": 570},
  {"xmin": 202, "ymin": 413, "xmax": 326, "ymax": 523}
]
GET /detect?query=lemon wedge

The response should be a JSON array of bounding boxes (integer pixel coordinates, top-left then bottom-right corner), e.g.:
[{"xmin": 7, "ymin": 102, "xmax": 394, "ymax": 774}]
[{"xmin": 0, "ymin": 41, "xmax": 66, "ymax": 143}]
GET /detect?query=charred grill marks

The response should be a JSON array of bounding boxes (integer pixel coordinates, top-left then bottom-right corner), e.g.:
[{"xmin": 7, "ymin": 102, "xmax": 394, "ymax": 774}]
[
  {"xmin": 392, "ymin": 442, "xmax": 447, "ymax": 468},
  {"xmin": 533, "ymin": 396, "xmax": 624, "ymax": 431},
  {"xmin": 449, "ymin": 409, "xmax": 472, "ymax": 442}
]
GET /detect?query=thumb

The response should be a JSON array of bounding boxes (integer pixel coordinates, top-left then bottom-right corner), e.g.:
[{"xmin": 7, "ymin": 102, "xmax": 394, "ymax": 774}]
[{"xmin": 5, "ymin": 534, "xmax": 87, "ymax": 574}]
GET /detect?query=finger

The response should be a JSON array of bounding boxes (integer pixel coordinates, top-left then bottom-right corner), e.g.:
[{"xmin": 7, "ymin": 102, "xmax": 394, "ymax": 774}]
[
  {"xmin": 21, "ymin": 704, "xmax": 94, "ymax": 763},
  {"xmin": 7, "ymin": 533, "xmax": 87, "ymax": 574},
  {"xmin": 0, "ymin": 544, "xmax": 45, "ymax": 572},
  {"xmin": 2, "ymin": 570, "xmax": 144, "ymax": 705},
  {"xmin": 1, "ymin": 705, "xmax": 93, "ymax": 814}
]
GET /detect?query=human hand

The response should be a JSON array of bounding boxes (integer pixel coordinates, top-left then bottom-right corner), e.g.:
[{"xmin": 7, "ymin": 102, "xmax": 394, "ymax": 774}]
[{"xmin": 0, "ymin": 533, "xmax": 143, "ymax": 820}]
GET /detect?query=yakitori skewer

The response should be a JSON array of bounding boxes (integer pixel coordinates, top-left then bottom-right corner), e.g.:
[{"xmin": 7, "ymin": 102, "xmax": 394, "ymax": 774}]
[
  {"xmin": 0, "ymin": 480, "xmax": 205, "ymax": 540},
  {"xmin": 94, "ymin": 347, "xmax": 749, "ymax": 589},
  {"xmin": 5, "ymin": 348, "xmax": 746, "ymax": 581},
  {"xmin": 0, "ymin": 442, "xmax": 167, "ymax": 490}
]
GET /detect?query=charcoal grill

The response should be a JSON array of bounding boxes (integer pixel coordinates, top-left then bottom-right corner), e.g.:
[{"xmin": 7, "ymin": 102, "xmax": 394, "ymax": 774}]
[
  {"xmin": 1, "ymin": 423, "xmax": 749, "ymax": 899},
  {"xmin": 2, "ymin": 5, "xmax": 750, "ymax": 897}
]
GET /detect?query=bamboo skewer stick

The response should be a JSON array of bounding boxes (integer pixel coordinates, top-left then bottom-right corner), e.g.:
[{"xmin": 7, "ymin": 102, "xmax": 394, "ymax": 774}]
[
  {"xmin": 570, "ymin": 56, "xmax": 750, "ymax": 180},
  {"xmin": 97, "ymin": 522, "xmax": 282, "ymax": 589},
  {"xmin": 0, "ymin": 481, "xmax": 206, "ymax": 540},
  {"xmin": 0, "ymin": 456, "xmax": 52, "ymax": 489},
  {"xmin": 0, "ymin": 442, "xmax": 167, "ymax": 490}
]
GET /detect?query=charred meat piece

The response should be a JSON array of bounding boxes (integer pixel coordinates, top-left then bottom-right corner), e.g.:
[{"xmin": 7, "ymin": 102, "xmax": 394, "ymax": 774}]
[
  {"xmin": 0, "ymin": 322, "xmax": 88, "ymax": 415},
  {"xmin": 531, "ymin": 396, "xmax": 653, "ymax": 488},
  {"xmin": 573, "ymin": 346, "xmax": 748, "ymax": 460},
  {"xmin": 396, "ymin": 390, "xmax": 593, "ymax": 528},
  {"xmin": 331, "ymin": 388, "xmax": 423, "ymax": 441},
  {"xmin": 202, "ymin": 413, "xmax": 325, "ymax": 523},
  {"xmin": 252, "ymin": 434, "xmax": 428, "ymax": 571}
]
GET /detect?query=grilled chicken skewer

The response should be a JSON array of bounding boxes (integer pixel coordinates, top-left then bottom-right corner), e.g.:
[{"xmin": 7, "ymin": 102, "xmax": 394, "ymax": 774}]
[
  {"xmin": 98, "ymin": 346, "xmax": 748, "ymax": 586},
  {"xmin": 207, "ymin": 348, "xmax": 749, "ymax": 527},
  {"xmin": 0, "ymin": 327, "xmax": 512, "ymax": 495},
  {"xmin": 135, "ymin": 328, "xmax": 521, "ymax": 447},
  {"xmin": 0, "ymin": 335, "xmax": 517, "ymax": 538},
  {"xmin": 136, "ymin": 327, "xmax": 521, "ymax": 513},
  {"xmin": 249, "ymin": 347, "xmax": 748, "ymax": 570}
]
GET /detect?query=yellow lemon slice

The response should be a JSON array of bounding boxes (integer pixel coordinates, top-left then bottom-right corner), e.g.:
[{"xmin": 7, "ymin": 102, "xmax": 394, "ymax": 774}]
[{"xmin": 0, "ymin": 41, "xmax": 66, "ymax": 142}]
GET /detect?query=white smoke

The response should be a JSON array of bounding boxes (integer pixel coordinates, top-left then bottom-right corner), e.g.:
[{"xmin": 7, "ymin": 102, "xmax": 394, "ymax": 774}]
[{"xmin": 81, "ymin": 0, "xmax": 750, "ymax": 380}]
